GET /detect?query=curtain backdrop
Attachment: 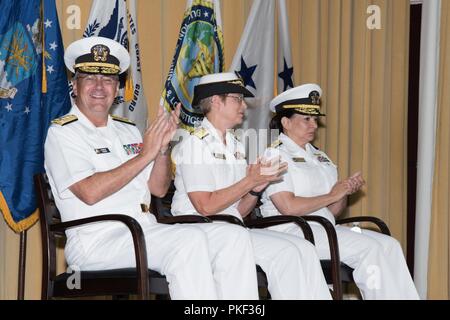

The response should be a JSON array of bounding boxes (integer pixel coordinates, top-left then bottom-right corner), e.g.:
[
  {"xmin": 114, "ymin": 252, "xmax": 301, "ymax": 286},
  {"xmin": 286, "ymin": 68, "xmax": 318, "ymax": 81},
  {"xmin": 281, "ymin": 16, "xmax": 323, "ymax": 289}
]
[
  {"xmin": 0, "ymin": 0, "xmax": 414, "ymax": 299},
  {"xmin": 428, "ymin": 0, "xmax": 450, "ymax": 300}
]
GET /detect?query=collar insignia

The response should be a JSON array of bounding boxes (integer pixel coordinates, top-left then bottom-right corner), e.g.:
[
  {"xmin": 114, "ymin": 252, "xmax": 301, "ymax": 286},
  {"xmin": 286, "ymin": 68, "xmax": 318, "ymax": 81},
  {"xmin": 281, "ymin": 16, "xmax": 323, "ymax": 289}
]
[
  {"xmin": 271, "ymin": 140, "xmax": 282, "ymax": 148},
  {"xmin": 192, "ymin": 127, "xmax": 209, "ymax": 139}
]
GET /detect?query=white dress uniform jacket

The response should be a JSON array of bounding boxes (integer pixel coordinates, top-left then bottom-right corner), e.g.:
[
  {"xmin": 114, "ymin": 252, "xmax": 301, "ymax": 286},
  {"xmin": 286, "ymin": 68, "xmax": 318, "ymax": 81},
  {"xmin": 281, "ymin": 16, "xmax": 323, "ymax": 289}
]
[
  {"xmin": 260, "ymin": 133, "xmax": 419, "ymax": 299},
  {"xmin": 44, "ymin": 105, "xmax": 252, "ymax": 299},
  {"xmin": 171, "ymin": 118, "xmax": 332, "ymax": 300}
]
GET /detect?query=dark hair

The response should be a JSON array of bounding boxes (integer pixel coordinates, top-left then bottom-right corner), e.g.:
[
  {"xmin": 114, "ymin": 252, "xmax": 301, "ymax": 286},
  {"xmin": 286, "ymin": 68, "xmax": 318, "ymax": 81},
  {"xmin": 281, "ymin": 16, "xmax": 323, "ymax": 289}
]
[{"xmin": 269, "ymin": 109, "xmax": 298, "ymax": 134}]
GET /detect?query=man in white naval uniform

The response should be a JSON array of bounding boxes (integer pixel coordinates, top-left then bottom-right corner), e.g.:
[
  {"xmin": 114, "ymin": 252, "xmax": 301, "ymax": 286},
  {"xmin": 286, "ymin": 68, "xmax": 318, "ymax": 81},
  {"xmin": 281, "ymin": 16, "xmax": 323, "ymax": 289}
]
[
  {"xmin": 260, "ymin": 83, "xmax": 419, "ymax": 299},
  {"xmin": 171, "ymin": 72, "xmax": 332, "ymax": 300},
  {"xmin": 44, "ymin": 37, "xmax": 259, "ymax": 299}
]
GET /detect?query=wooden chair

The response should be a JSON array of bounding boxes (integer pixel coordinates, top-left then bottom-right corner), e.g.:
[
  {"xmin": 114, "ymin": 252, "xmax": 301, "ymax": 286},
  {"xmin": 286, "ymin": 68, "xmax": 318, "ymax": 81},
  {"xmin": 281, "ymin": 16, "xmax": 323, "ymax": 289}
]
[
  {"xmin": 247, "ymin": 207, "xmax": 391, "ymax": 300},
  {"xmin": 35, "ymin": 173, "xmax": 209, "ymax": 300},
  {"xmin": 150, "ymin": 181, "xmax": 316, "ymax": 298}
]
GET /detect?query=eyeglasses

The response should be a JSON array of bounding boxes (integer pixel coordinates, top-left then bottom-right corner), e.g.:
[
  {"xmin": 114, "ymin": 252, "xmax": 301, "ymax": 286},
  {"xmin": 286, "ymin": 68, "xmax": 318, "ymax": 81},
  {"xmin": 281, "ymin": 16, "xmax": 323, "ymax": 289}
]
[
  {"xmin": 225, "ymin": 94, "xmax": 245, "ymax": 104},
  {"xmin": 77, "ymin": 74, "xmax": 119, "ymax": 85}
]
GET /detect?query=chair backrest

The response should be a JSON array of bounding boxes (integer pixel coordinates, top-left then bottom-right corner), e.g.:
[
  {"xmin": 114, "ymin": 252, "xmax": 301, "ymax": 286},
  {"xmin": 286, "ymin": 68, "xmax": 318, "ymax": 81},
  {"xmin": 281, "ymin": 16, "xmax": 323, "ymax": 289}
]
[{"xmin": 34, "ymin": 172, "xmax": 62, "ymax": 298}]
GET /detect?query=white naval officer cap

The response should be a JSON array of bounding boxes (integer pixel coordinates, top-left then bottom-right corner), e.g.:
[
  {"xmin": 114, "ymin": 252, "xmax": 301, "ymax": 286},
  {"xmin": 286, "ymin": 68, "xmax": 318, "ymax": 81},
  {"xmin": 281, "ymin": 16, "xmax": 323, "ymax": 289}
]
[
  {"xmin": 269, "ymin": 83, "xmax": 325, "ymax": 116},
  {"xmin": 192, "ymin": 72, "xmax": 255, "ymax": 107},
  {"xmin": 64, "ymin": 36, "xmax": 130, "ymax": 75}
]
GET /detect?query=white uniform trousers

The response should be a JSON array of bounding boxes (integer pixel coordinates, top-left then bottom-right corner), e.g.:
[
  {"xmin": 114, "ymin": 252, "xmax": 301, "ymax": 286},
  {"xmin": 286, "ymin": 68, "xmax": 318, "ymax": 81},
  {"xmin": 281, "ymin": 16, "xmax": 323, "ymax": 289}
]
[
  {"xmin": 268, "ymin": 223, "xmax": 419, "ymax": 300},
  {"xmin": 65, "ymin": 217, "xmax": 218, "ymax": 299},
  {"xmin": 183, "ymin": 222, "xmax": 260, "ymax": 299},
  {"xmin": 249, "ymin": 228, "xmax": 332, "ymax": 299}
]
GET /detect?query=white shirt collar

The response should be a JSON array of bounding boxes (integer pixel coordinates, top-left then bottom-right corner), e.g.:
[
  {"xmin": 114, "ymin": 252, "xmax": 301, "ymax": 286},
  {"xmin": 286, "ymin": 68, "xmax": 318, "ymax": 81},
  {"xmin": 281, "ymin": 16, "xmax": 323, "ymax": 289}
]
[
  {"xmin": 279, "ymin": 133, "xmax": 315, "ymax": 156},
  {"xmin": 70, "ymin": 104, "xmax": 113, "ymax": 130},
  {"xmin": 201, "ymin": 117, "xmax": 236, "ymax": 145}
]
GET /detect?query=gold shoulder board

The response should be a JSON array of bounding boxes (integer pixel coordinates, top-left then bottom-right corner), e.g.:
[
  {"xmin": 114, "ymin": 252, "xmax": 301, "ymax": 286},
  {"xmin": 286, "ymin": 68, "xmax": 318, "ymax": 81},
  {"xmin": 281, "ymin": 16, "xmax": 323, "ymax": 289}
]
[
  {"xmin": 271, "ymin": 140, "xmax": 282, "ymax": 148},
  {"xmin": 191, "ymin": 127, "xmax": 209, "ymax": 139},
  {"xmin": 112, "ymin": 115, "xmax": 136, "ymax": 126},
  {"xmin": 51, "ymin": 114, "xmax": 78, "ymax": 126}
]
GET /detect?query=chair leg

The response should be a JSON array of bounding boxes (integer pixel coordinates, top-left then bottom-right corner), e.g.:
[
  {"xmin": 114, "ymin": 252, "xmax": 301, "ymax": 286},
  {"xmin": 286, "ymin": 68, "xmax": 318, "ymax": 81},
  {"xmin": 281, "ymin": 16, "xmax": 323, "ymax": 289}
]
[{"xmin": 331, "ymin": 278, "xmax": 343, "ymax": 300}]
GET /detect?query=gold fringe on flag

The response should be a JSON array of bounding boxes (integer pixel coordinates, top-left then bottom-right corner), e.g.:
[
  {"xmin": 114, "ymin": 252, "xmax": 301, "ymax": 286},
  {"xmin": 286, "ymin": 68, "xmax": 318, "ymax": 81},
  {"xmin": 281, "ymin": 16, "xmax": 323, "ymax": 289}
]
[
  {"xmin": 0, "ymin": 192, "xmax": 39, "ymax": 233},
  {"xmin": 41, "ymin": 0, "xmax": 47, "ymax": 93}
]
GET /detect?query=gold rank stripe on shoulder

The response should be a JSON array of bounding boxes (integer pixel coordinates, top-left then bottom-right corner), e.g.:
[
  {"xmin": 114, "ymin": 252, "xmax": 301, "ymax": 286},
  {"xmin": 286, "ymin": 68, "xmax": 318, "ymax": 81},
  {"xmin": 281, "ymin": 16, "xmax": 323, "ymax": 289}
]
[
  {"xmin": 112, "ymin": 115, "xmax": 136, "ymax": 126},
  {"xmin": 271, "ymin": 140, "xmax": 282, "ymax": 148},
  {"xmin": 231, "ymin": 132, "xmax": 241, "ymax": 142},
  {"xmin": 51, "ymin": 114, "xmax": 78, "ymax": 126},
  {"xmin": 192, "ymin": 127, "xmax": 209, "ymax": 139},
  {"xmin": 292, "ymin": 157, "xmax": 306, "ymax": 163}
]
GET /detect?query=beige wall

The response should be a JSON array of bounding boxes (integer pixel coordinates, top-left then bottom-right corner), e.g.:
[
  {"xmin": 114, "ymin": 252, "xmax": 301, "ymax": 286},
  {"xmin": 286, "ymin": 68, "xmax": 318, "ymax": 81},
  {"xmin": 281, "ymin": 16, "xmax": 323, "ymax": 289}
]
[{"xmin": 0, "ymin": 0, "xmax": 412, "ymax": 299}]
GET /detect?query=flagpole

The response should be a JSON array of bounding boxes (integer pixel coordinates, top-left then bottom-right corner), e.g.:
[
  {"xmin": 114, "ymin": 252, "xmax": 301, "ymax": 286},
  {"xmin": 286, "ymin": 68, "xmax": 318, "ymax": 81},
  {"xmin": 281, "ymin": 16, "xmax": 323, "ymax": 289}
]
[{"xmin": 17, "ymin": 230, "xmax": 27, "ymax": 300}]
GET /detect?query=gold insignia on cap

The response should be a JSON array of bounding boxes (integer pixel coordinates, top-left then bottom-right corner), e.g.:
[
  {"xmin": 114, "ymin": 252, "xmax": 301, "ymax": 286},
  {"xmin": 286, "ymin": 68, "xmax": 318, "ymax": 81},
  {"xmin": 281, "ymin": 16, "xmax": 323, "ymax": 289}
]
[
  {"xmin": 192, "ymin": 127, "xmax": 209, "ymax": 139},
  {"xmin": 112, "ymin": 115, "xmax": 136, "ymax": 126},
  {"xmin": 229, "ymin": 79, "xmax": 244, "ymax": 86},
  {"xmin": 310, "ymin": 91, "xmax": 321, "ymax": 105},
  {"xmin": 282, "ymin": 104, "xmax": 320, "ymax": 113},
  {"xmin": 51, "ymin": 114, "xmax": 78, "ymax": 126},
  {"xmin": 271, "ymin": 140, "xmax": 282, "ymax": 148},
  {"xmin": 92, "ymin": 44, "xmax": 109, "ymax": 62},
  {"xmin": 74, "ymin": 63, "xmax": 121, "ymax": 75}
]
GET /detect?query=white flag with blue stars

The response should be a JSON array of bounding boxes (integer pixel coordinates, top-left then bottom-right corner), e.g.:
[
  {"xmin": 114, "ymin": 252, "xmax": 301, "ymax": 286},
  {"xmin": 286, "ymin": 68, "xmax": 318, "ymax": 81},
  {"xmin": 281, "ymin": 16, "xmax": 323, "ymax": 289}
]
[
  {"xmin": 229, "ymin": 0, "xmax": 275, "ymax": 131},
  {"xmin": 277, "ymin": 0, "xmax": 294, "ymax": 94}
]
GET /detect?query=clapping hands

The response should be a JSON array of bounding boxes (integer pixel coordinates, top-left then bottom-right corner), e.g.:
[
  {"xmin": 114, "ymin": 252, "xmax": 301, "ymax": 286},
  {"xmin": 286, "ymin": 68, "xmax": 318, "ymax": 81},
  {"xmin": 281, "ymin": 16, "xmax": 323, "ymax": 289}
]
[
  {"xmin": 140, "ymin": 103, "xmax": 181, "ymax": 161},
  {"xmin": 329, "ymin": 172, "xmax": 365, "ymax": 200},
  {"xmin": 247, "ymin": 156, "xmax": 288, "ymax": 193}
]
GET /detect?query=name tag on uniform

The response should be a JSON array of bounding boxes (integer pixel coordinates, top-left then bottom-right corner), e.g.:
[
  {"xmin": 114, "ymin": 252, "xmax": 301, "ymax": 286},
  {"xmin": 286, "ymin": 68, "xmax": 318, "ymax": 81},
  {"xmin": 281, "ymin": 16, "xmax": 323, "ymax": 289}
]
[
  {"xmin": 94, "ymin": 148, "xmax": 111, "ymax": 154},
  {"xmin": 212, "ymin": 152, "xmax": 226, "ymax": 160},
  {"xmin": 234, "ymin": 152, "xmax": 246, "ymax": 160},
  {"xmin": 292, "ymin": 157, "xmax": 306, "ymax": 163},
  {"xmin": 123, "ymin": 143, "xmax": 143, "ymax": 155}
]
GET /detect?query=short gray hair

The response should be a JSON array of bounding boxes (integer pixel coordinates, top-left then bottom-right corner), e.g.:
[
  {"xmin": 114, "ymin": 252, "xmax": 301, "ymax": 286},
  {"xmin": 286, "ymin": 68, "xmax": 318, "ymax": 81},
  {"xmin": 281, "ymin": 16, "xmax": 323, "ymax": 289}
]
[
  {"xmin": 198, "ymin": 96, "xmax": 213, "ymax": 115},
  {"xmin": 198, "ymin": 95, "xmax": 228, "ymax": 115}
]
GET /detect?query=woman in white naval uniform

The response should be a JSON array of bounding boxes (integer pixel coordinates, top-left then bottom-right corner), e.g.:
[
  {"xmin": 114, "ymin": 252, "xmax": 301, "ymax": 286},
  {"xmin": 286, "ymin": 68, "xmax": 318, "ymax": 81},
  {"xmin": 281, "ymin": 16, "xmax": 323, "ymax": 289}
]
[
  {"xmin": 44, "ymin": 37, "xmax": 260, "ymax": 300},
  {"xmin": 260, "ymin": 83, "xmax": 419, "ymax": 299},
  {"xmin": 171, "ymin": 73, "xmax": 332, "ymax": 300}
]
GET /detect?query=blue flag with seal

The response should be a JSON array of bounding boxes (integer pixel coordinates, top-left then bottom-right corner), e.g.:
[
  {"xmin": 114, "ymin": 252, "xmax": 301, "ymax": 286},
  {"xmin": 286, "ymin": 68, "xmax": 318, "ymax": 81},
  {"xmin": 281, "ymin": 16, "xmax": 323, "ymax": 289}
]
[
  {"xmin": 160, "ymin": 0, "xmax": 224, "ymax": 132},
  {"xmin": 0, "ymin": 0, "xmax": 70, "ymax": 232}
]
